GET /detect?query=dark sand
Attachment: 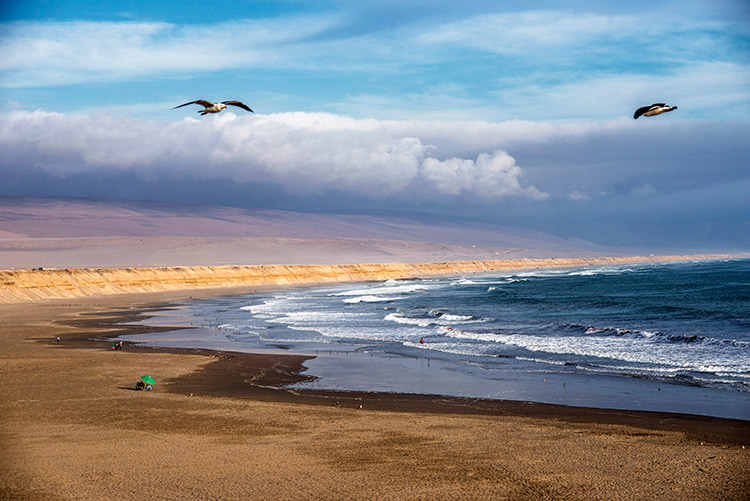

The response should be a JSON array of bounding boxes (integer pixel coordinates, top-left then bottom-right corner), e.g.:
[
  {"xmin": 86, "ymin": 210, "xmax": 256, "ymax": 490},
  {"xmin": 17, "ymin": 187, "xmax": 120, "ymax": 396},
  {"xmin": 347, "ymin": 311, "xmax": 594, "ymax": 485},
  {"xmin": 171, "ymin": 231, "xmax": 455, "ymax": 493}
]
[{"xmin": 1, "ymin": 288, "xmax": 749, "ymax": 500}]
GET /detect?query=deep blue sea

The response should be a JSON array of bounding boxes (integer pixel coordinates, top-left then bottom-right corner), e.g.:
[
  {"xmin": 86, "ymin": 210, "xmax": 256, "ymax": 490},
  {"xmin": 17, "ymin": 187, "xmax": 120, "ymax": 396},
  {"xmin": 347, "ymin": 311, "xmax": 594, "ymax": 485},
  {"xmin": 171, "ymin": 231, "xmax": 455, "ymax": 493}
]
[{"xmin": 126, "ymin": 259, "xmax": 750, "ymax": 420}]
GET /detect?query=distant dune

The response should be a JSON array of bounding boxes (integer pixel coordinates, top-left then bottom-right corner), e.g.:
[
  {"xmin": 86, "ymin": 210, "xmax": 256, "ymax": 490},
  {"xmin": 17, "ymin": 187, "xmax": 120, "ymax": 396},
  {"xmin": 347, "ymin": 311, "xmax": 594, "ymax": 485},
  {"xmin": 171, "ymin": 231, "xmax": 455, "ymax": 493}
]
[
  {"xmin": 0, "ymin": 196, "xmax": 615, "ymax": 269},
  {"xmin": 1, "ymin": 254, "xmax": 742, "ymax": 303},
  {"xmin": 5, "ymin": 196, "xmax": 742, "ymax": 305}
]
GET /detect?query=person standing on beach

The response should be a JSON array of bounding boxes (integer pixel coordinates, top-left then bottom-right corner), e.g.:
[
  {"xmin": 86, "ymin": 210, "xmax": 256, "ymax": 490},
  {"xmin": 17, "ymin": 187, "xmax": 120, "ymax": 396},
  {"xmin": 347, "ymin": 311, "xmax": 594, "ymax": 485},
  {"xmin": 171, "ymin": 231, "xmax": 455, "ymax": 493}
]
[{"xmin": 56, "ymin": 336, "xmax": 60, "ymax": 344}]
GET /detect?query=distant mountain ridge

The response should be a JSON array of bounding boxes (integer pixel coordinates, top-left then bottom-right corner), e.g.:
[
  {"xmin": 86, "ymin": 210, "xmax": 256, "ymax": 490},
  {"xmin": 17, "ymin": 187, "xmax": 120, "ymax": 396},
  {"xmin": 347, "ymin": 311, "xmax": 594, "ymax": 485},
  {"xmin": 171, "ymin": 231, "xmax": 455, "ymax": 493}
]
[
  {"xmin": 0, "ymin": 196, "xmax": 604, "ymax": 249},
  {"xmin": 0, "ymin": 196, "xmax": 616, "ymax": 269}
]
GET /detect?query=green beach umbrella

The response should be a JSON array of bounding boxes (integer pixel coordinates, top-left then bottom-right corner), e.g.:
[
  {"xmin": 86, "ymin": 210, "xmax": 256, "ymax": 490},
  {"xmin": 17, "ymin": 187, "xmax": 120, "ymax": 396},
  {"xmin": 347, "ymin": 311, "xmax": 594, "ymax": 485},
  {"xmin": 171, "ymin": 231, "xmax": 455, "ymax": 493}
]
[{"xmin": 141, "ymin": 375, "xmax": 156, "ymax": 385}]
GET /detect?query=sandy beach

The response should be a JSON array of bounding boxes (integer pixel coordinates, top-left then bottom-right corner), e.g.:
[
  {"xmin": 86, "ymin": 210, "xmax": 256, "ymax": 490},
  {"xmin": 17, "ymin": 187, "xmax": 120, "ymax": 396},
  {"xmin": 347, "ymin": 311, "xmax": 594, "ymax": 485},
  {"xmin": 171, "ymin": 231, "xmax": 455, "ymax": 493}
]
[
  {"xmin": 2, "ymin": 0, "xmax": 748, "ymax": 491},
  {"xmin": 1, "ymin": 200, "xmax": 749, "ymax": 499},
  {"xmin": 1, "ymin": 286, "xmax": 749, "ymax": 500}
]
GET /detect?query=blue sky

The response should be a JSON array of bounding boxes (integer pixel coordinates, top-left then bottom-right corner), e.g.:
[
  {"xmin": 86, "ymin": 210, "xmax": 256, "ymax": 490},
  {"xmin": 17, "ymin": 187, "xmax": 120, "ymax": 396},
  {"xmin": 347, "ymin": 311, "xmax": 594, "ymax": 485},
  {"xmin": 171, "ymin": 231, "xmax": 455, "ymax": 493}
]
[{"xmin": 1, "ymin": 0, "xmax": 749, "ymax": 250}]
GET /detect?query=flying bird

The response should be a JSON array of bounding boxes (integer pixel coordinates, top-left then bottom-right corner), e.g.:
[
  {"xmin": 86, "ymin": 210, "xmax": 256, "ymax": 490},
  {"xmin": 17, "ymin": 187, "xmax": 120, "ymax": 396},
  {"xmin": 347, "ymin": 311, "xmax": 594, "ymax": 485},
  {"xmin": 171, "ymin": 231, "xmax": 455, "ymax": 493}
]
[
  {"xmin": 633, "ymin": 103, "xmax": 677, "ymax": 119},
  {"xmin": 172, "ymin": 100, "xmax": 254, "ymax": 115}
]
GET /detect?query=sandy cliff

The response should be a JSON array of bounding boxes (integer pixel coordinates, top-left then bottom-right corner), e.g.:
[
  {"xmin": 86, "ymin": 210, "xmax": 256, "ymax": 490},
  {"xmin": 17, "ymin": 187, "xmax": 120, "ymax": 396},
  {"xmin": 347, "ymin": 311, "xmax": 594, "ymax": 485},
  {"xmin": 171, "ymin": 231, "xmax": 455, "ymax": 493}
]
[{"xmin": 0, "ymin": 254, "xmax": 740, "ymax": 303}]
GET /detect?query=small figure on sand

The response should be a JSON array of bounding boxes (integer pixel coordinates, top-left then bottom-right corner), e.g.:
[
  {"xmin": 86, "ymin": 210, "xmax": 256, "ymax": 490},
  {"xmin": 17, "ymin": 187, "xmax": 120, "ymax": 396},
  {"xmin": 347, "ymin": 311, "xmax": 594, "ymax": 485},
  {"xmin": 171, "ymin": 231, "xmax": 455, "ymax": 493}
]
[
  {"xmin": 56, "ymin": 336, "xmax": 60, "ymax": 344},
  {"xmin": 138, "ymin": 375, "xmax": 156, "ymax": 392},
  {"xmin": 135, "ymin": 380, "xmax": 152, "ymax": 391}
]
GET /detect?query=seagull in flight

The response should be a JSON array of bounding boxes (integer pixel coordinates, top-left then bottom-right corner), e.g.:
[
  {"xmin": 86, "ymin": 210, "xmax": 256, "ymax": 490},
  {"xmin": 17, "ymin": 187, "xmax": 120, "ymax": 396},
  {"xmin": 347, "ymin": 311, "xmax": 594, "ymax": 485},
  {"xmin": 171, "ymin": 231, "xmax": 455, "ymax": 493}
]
[
  {"xmin": 633, "ymin": 103, "xmax": 677, "ymax": 119},
  {"xmin": 173, "ymin": 100, "xmax": 254, "ymax": 115}
]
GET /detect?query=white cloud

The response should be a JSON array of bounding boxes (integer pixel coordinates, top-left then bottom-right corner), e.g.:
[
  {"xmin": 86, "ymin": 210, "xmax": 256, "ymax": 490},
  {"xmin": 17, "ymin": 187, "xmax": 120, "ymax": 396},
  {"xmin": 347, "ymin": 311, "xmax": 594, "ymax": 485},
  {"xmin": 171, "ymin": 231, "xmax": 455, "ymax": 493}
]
[
  {"xmin": 0, "ymin": 17, "xmax": 333, "ymax": 87},
  {"xmin": 416, "ymin": 11, "xmax": 640, "ymax": 54},
  {"xmin": 1, "ymin": 8, "xmax": 746, "ymax": 124},
  {"xmin": 2, "ymin": 109, "xmax": 747, "ymax": 209},
  {"xmin": 413, "ymin": 8, "xmax": 735, "ymax": 62},
  {"xmin": 2, "ymin": 8, "xmax": 740, "ymax": 89},
  {"xmin": 421, "ymin": 151, "xmax": 548, "ymax": 199},
  {"xmin": 567, "ymin": 191, "xmax": 588, "ymax": 201},
  {"xmin": 1, "ymin": 108, "xmax": 748, "ymax": 252},
  {"xmin": 488, "ymin": 61, "xmax": 750, "ymax": 120},
  {"xmin": 0, "ymin": 110, "xmax": 547, "ymax": 201}
]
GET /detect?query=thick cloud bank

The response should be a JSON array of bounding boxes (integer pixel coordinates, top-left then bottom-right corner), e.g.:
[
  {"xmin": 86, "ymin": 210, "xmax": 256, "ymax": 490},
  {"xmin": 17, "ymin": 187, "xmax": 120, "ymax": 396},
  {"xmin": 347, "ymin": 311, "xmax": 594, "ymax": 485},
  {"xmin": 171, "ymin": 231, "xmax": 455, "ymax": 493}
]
[
  {"xmin": 2, "ymin": 109, "xmax": 749, "ymax": 250},
  {"xmin": 0, "ymin": 110, "xmax": 545, "ymax": 201}
]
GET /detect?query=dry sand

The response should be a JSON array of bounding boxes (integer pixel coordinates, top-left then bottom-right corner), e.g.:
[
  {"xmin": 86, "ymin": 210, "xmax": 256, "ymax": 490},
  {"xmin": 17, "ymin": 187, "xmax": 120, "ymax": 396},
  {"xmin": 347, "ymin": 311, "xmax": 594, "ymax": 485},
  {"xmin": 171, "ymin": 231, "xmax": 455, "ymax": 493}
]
[
  {"xmin": 2, "ymin": 198, "xmax": 748, "ymax": 499},
  {"xmin": 1, "ymin": 289, "xmax": 749, "ymax": 500}
]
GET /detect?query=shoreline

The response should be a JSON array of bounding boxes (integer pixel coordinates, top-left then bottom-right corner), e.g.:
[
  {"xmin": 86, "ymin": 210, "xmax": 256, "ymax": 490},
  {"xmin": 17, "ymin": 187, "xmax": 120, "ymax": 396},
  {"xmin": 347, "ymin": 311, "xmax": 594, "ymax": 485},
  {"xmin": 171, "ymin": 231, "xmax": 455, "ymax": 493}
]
[
  {"xmin": 127, "ymin": 301, "xmax": 750, "ymax": 422},
  {"xmin": 1, "ymin": 253, "xmax": 745, "ymax": 303},
  {"xmin": 11, "ymin": 290, "xmax": 750, "ymax": 438},
  {"xmin": 91, "ymin": 294, "xmax": 750, "ymax": 431},
  {"xmin": 3, "ymin": 277, "xmax": 749, "ymax": 498}
]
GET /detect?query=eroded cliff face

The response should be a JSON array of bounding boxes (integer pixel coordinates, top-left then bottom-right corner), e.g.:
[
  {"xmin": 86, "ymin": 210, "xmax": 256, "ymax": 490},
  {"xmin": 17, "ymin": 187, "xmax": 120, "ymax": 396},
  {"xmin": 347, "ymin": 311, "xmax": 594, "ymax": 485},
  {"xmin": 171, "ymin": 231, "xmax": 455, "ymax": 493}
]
[{"xmin": 0, "ymin": 255, "xmax": 739, "ymax": 304}]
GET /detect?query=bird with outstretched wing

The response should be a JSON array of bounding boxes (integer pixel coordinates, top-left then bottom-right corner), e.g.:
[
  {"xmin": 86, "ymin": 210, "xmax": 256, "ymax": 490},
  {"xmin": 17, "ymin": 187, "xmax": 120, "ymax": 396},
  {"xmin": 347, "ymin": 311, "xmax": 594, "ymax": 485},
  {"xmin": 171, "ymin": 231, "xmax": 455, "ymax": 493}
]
[
  {"xmin": 634, "ymin": 103, "xmax": 677, "ymax": 119},
  {"xmin": 173, "ymin": 100, "xmax": 254, "ymax": 115}
]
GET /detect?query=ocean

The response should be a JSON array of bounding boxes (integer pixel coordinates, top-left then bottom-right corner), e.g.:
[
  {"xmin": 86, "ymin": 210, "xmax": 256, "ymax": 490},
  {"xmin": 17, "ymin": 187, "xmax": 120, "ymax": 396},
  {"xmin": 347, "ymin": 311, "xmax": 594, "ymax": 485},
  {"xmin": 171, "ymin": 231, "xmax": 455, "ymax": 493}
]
[{"xmin": 125, "ymin": 258, "xmax": 750, "ymax": 420}]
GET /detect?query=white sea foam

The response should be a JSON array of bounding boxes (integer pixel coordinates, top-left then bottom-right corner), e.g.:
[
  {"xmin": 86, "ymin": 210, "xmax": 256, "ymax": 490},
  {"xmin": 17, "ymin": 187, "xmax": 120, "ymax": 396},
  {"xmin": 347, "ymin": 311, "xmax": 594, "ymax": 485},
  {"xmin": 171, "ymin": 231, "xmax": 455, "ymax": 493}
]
[
  {"xmin": 570, "ymin": 270, "xmax": 598, "ymax": 276},
  {"xmin": 342, "ymin": 295, "xmax": 401, "ymax": 303},
  {"xmin": 486, "ymin": 279, "xmax": 521, "ymax": 291},
  {"xmin": 385, "ymin": 313, "xmax": 436, "ymax": 327},
  {"xmin": 441, "ymin": 326, "xmax": 749, "ymax": 374},
  {"xmin": 269, "ymin": 310, "xmax": 366, "ymax": 325},
  {"xmin": 240, "ymin": 295, "xmax": 297, "ymax": 314},
  {"xmin": 583, "ymin": 325, "xmax": 659, "ymax": 338},
  {"xmin": 515, "ymin": 270, "xmax": 569, "ymax": 278},
  {"xmin": 516, "ymin": 356, "xmax": 570, "ymax": 366},
  {"xmin": 566, "ymin": 267, "xmax": 633, "ymax": 277},
  {"xmin": 441, "ymin": 313, "xmax": 476, "ymax": 322},
  {"xmin": 386, "ymin": 312, "xmax": 486, "ymax": 327},
  {"xmin": 697, "ymin": 364, "xmax": 749, "ymax": 375},
  {"xmin": 438, "ymin": 326, "xmax": 497, "ymax": 341},
  {"xmin": 402, "ymin": 341, "xmax": 493, "ymax": 357},
  {"xmin": 330, "ymin": 283, "xmax": 434, "ymax": 297},
  {"xmin": 427, "ymin": 310, "xmax": 477, "ymax": 322}
]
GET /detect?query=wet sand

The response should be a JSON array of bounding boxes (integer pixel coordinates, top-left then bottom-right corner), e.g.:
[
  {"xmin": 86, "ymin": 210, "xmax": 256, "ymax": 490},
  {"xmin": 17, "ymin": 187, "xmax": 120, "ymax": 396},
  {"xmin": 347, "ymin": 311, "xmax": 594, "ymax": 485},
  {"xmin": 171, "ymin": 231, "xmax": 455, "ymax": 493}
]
[{"xmin": 1, "ymin": 288, "xmax": 749, "ymax": 500}]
